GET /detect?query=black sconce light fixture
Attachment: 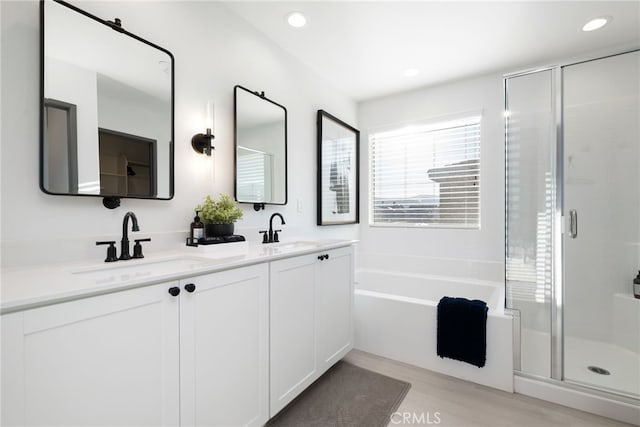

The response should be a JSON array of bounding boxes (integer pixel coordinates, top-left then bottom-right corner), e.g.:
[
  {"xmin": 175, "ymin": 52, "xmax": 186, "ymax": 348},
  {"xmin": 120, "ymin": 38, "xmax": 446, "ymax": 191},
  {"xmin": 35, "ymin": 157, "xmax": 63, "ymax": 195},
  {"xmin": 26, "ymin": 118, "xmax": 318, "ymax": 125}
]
[
  {"xmin": 191, "ymin": 128, "xmax": 215, "ymax": 156},
  {"xmin": 192, "ymin": 101, "xmax": 215, "ymax": 156}
]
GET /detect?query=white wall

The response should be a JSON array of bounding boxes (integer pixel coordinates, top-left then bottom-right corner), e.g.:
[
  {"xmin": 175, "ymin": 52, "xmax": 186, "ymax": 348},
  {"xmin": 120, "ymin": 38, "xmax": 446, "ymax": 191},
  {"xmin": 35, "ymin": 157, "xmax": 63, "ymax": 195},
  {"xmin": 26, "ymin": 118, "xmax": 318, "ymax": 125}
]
[
  {"xmin": 1, "ymin": 1, "xmax": 357, "ymax": 267},
  {"xmin": 357, "ymin": 74, "xmax": 505, "ymax": 283}
]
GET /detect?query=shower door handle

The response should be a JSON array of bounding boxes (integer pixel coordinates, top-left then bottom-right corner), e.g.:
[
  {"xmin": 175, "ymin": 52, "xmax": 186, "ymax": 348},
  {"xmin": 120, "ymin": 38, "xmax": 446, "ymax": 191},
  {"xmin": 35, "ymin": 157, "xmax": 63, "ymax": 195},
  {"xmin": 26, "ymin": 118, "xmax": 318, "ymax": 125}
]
[{"xmin": 569, "ymin": 209, "xmax": 578, "ymax": 238}]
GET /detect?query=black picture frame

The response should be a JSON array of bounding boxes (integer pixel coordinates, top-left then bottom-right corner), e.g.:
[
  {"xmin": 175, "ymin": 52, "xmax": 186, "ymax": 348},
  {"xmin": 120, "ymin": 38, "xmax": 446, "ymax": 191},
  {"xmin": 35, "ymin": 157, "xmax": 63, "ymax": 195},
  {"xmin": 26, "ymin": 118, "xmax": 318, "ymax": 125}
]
[{"xmin": 317, "ymin": 110, "xmax": 360, "ymax": 226}]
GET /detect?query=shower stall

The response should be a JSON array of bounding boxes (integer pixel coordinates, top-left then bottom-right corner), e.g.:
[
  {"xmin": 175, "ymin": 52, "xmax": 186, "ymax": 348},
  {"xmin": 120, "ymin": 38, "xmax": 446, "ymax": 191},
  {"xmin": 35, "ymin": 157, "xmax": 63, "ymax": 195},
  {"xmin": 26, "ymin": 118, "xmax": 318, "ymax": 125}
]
[{"xmin": 505, "ymin": 50, "xmax": 640, "ymax": 410}]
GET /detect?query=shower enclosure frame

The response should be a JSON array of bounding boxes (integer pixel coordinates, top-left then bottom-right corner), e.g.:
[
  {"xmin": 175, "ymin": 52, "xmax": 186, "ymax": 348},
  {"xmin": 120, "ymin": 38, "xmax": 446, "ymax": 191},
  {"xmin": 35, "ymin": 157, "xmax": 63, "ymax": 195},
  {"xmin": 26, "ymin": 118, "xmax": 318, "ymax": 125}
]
[
  {"xmin": 504, "ymin": 64, "xmax": 564, "ymax": 381},
  {"xmin": 504, "ymin": 48, "xmax": 640, "ymax": 406}
]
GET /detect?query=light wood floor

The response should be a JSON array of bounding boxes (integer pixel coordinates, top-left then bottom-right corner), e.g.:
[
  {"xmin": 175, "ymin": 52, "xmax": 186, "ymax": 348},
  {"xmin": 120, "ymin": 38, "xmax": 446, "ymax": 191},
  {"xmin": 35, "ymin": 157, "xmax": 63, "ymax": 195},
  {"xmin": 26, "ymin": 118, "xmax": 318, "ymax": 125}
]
[{"xmin": 344, "ymin": 350, "xmax": 635, "ymax": 427}]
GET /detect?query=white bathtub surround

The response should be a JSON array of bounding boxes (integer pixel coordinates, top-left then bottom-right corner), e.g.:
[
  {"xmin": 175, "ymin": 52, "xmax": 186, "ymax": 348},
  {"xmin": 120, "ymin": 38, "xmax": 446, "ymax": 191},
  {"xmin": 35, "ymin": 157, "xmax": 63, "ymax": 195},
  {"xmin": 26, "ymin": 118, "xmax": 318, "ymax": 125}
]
[
  {"xmin": 357, "ymin": 252, "xmax": 504, "ymax": 284},
  {"xmin": 354, "ymin": 270, "xmax": 513, "ymax": 392}
]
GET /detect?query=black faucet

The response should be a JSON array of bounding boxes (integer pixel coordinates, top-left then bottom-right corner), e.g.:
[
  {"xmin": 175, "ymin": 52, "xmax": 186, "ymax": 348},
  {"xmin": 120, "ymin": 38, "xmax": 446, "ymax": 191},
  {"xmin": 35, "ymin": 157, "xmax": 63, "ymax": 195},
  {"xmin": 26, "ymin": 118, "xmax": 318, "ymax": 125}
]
[
  {"xmin": 119, "ymin": 211, "xmax": 140, "ymax": 260},
  {"xmin": 264, "ymin": 212, "xmax": 285, "ymax": 243}
]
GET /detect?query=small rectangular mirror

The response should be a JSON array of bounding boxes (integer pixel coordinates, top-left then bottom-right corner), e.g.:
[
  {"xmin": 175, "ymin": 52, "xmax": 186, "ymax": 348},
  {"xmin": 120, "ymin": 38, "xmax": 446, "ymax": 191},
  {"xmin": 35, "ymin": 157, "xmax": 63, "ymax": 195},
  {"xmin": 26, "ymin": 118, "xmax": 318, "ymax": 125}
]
[
  {"xmin": 41, "ymin": 0, "xmax": 174, "ymax": 201},
  {"xmin": 234, "ymin": 85, "xmax": 287, "ymax": 206}
]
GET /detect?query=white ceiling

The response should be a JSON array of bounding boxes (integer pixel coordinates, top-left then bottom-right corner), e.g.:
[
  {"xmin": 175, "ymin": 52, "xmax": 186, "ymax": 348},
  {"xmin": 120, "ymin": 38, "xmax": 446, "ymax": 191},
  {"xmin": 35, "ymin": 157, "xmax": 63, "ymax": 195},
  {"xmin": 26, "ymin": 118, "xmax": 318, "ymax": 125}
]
[{"xmin": 223, "ymin": 1, "xmax": 640, "ymax": 102}]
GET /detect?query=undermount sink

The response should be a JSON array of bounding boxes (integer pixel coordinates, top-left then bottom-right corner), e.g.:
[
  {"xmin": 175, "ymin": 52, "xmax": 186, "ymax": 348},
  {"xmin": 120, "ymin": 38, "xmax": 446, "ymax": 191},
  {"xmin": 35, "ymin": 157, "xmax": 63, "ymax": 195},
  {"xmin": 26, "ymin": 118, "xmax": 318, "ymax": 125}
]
[
  {"xmin": 70, "ymin": 256, "xmax": 212, "ymax": 282},
  {"xmin": 268, "ymin": 240, "xmax": 319, "ymax": 250}
]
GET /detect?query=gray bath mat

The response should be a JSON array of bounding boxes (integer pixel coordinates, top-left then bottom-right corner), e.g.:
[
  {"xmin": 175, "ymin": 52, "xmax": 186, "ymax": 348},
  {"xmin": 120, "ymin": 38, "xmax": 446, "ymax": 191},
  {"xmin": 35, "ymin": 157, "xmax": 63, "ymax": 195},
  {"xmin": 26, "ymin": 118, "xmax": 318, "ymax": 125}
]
[{"xmin": 267, "ymin": 361, "xmax": 411, "ymax": 427}]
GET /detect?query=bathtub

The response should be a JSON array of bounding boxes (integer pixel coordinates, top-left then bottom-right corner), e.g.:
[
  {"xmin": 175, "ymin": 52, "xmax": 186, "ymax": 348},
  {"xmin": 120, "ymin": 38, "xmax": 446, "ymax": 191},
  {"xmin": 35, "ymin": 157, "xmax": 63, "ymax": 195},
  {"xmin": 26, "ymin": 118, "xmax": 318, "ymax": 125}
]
[{"xmin": 354, "ymin": 270, "xmax": 514, "ymax": 392}]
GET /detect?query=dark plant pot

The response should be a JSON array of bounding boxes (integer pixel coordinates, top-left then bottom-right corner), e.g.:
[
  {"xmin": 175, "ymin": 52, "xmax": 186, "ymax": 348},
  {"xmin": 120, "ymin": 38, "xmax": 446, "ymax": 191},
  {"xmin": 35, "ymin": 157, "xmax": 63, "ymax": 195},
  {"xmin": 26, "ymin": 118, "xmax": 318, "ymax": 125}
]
[{"xmin": 205, "ymin": 223, "xmax": 234, "ymax": 237}]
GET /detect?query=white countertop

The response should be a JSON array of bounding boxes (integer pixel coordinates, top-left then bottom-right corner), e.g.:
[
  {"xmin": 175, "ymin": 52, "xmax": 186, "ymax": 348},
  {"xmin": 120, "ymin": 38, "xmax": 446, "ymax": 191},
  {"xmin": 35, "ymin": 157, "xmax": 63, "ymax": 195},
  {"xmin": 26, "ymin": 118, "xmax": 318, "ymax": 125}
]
[{"xmin": 1, "ymin": 239, "xmax": 355, "ymax": 314}]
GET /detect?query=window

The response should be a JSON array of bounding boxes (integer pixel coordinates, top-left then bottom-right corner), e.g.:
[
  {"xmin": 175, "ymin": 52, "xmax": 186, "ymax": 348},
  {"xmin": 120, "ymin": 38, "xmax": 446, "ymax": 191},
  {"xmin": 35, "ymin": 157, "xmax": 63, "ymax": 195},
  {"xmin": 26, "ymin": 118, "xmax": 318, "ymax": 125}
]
[
  {"xmin": 236, "ymin": 146, "xmax": 273, "ymax": 202},
  {"xmin": 369, "ymin": 116, "xmax": 481, "ymax": 228}
]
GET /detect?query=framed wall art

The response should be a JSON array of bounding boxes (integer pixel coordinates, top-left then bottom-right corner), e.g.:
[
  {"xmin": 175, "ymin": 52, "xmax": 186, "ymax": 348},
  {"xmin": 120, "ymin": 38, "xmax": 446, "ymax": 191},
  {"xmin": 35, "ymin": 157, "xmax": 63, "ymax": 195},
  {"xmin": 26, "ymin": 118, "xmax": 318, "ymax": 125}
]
[{"xmin": 317, "ymin": 110, "xmax": 360, "ymax": 225}]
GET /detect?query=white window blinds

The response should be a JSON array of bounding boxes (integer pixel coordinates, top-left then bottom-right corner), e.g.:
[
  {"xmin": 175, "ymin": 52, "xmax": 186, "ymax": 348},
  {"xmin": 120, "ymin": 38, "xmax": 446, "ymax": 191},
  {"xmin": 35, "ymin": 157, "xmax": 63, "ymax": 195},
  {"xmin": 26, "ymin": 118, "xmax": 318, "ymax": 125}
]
[
  {"xmin": 369, "ymin": 116, "xmax": 481, "ymax": 228},
  {"xmin": 236, "ymin": 147, "xmax": 272, "ymax": 202}
]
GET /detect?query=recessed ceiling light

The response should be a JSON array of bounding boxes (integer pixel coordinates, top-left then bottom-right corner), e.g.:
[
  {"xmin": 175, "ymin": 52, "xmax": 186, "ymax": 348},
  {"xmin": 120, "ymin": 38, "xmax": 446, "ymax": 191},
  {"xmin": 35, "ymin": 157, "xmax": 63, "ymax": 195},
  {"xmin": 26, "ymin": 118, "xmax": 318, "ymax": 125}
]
[
  {"xmin": 287, "ymin": 12, "xmax": 307, "ymax": 28},
  {"xmin": 403, "ymin": 68, "xmax": 419, "ymax": 77},
  {"xmin": 582, "ymin": 16, "xmax": 611, "ymax": 32}
]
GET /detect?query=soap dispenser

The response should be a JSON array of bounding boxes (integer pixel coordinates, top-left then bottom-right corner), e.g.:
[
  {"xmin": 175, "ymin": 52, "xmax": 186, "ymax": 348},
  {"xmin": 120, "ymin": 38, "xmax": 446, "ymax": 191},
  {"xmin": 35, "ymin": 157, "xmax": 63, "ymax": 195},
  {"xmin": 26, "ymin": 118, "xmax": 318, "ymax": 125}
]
[
  {"xmin": 191, "ymin": 211, "xmax": 205, "ymax": 241},
  {"xmin": 634, "ymin": 271, "xmax": 640, "ymax": 299}
]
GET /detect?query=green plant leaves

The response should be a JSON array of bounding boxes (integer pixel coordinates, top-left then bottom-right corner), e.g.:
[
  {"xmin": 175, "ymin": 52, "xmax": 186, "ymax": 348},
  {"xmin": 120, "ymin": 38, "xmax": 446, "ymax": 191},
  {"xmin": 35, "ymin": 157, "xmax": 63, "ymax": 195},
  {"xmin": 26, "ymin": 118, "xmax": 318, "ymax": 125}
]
[{"xmin": 196, "ymin": 194, "xmax": 244, "ymax": 224}]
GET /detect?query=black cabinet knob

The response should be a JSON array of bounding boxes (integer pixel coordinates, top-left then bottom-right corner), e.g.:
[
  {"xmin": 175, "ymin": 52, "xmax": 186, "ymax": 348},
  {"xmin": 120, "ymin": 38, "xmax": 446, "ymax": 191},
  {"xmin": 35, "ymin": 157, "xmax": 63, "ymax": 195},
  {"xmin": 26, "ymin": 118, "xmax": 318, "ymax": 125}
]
[
  {"xmin": 317, "ymin": 255, "xmax": 324, "ymax": 260},
  {"xmin": 185, "ymin": 283, "xmax": 196, "ymax": 293},
  {"xmin": 168, "ymin": 287, "xmax": 180, "ymax": 297},
  {"xmin": 324, "ymin": 254, "xmax": 330, "ymax": 260}
]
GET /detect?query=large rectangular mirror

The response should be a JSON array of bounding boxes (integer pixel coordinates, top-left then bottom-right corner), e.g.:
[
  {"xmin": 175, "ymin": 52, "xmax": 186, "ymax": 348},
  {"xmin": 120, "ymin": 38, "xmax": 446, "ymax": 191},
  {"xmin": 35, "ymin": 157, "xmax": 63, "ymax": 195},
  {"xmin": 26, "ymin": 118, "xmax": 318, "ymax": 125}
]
[
  {"xmin": 234, "ymin": 85, "xmax": 287, "ymax": 207},
  {"xmin": 41, "ymin": 0, "xmax": 174, "ymax": 203}
]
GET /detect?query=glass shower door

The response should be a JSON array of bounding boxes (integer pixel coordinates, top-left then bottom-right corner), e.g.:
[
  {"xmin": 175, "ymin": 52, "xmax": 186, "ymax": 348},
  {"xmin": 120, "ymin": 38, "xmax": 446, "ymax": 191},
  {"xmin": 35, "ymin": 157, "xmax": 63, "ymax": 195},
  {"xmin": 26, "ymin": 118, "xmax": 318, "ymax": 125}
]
[
  {"xmin": 505, "ymin": 69, "xmax": 556, "ymax": 378},
  {"xmin": 563, "ymin": 51, "xmax": 640, "ymax": 398}
]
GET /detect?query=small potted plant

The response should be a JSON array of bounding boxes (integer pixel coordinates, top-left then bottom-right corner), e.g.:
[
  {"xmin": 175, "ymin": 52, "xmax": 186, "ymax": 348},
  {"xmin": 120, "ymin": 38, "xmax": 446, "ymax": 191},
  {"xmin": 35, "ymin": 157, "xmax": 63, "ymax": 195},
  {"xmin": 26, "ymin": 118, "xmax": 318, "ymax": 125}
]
[{"xmin": 196, "ymin": 193, "xmax": 244, "ymax": 237}]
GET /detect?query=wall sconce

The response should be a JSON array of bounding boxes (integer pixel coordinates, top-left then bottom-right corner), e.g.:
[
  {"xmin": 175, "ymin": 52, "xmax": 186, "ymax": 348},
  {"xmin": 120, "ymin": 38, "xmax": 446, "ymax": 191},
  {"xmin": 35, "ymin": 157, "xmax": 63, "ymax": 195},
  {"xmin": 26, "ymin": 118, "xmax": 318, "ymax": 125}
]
[{"xmin": 192, "ymin": 101, "xmax": 215, "ymax": 156}]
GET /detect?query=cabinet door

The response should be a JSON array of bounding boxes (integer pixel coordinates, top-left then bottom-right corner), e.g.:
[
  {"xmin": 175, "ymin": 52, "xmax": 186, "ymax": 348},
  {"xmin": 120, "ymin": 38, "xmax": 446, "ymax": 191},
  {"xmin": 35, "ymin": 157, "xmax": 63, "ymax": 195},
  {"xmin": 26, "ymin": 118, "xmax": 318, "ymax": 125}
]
[
  {"xmin": 179, "ymin": 264, "xmax": 269, "ymax": 427},
  {"xmin": 269, "ymin": 254, "xmax": 318, "ymax": 416},
  {"xmin": 316, "ymin": 246, "xmax": 354, "ymax": 371},
  {"xmin": 1, "ymin": 283, "xmax": 180, "ymax": 426}
]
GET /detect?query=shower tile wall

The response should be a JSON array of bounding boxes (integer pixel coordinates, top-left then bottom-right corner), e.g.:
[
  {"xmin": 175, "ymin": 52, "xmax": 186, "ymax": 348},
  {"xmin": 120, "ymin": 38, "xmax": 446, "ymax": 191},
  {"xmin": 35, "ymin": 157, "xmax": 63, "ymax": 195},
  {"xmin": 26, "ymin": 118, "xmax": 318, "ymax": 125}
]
[{"xmin": 563, "ymin": 52, "xmax": 640, "ymax": 346}]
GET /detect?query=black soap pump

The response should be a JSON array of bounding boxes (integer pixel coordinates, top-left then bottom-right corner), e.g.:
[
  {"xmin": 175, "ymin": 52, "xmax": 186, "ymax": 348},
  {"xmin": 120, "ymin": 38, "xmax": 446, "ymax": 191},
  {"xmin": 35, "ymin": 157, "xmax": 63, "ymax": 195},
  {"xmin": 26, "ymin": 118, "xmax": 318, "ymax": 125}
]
[
  {"xmin": 634, "ymin": 271, "xmax": 640, "ymax": 299},
  {"xmin": 191, "ymin": 211, "xmax": 205, "ymax": 242}
]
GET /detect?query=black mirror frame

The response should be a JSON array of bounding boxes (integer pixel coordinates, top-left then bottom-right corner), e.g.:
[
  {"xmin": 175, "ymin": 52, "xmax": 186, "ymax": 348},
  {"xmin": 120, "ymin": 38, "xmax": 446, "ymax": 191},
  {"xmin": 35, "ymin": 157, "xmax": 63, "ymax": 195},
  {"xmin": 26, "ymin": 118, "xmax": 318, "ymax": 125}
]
[
  {"xmin": 316, "ymin": 110, "xmax": 360, "ymax": 226},
  {"xmin": 39, "ymin": 0, "xmax": 175, "ymax": 208},
  {"xmin": 233, "ymin": 85, "xmax": 288, "ymax": 210}
]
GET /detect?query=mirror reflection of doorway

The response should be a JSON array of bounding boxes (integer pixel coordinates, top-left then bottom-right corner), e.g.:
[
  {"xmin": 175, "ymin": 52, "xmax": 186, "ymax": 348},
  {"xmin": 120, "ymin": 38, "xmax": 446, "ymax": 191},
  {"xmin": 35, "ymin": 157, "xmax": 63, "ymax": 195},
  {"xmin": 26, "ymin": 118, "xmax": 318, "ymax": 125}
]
[
  {"xmin": 98, "ymin": 128, "xmax": 156, "ymax": 197},
  {"xmin": 43, "ymin": 99, "xmax": 78, "ymax": 193}
]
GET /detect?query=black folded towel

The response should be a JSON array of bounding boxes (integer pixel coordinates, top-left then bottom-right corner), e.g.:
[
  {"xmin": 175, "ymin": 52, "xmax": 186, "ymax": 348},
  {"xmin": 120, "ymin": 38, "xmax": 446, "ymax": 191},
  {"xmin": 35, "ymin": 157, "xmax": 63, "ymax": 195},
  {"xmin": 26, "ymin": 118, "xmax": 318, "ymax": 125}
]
[{"xmin": 437, "ymin": 296, "xmax": 488, "ymax": 368}]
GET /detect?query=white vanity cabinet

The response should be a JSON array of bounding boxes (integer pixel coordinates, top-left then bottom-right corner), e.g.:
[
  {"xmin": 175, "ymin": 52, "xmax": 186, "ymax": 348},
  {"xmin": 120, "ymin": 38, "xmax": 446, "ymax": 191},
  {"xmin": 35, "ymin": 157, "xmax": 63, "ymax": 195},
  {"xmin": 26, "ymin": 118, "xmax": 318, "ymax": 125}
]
[
  {"xmin": 1, "ymin": 242, "xmax": 353, "ymax": 426},
  {"xmin": 178, "ymin": 263, "xmax": 269, "ymax": 427},
  {"xmin": 316, "ymin": 246, "xmax": 354, "ymax": 371},
  {"xmin": 269, "ymin": 246, "xmax": 353, "ymax": 416},
  {"xmin": 1, "ymin": 282, "xmax": 181, "ymax": 426},
  {"xmin": 1, "ymin": 263, "xmax": 269, "ymax": 427}
]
